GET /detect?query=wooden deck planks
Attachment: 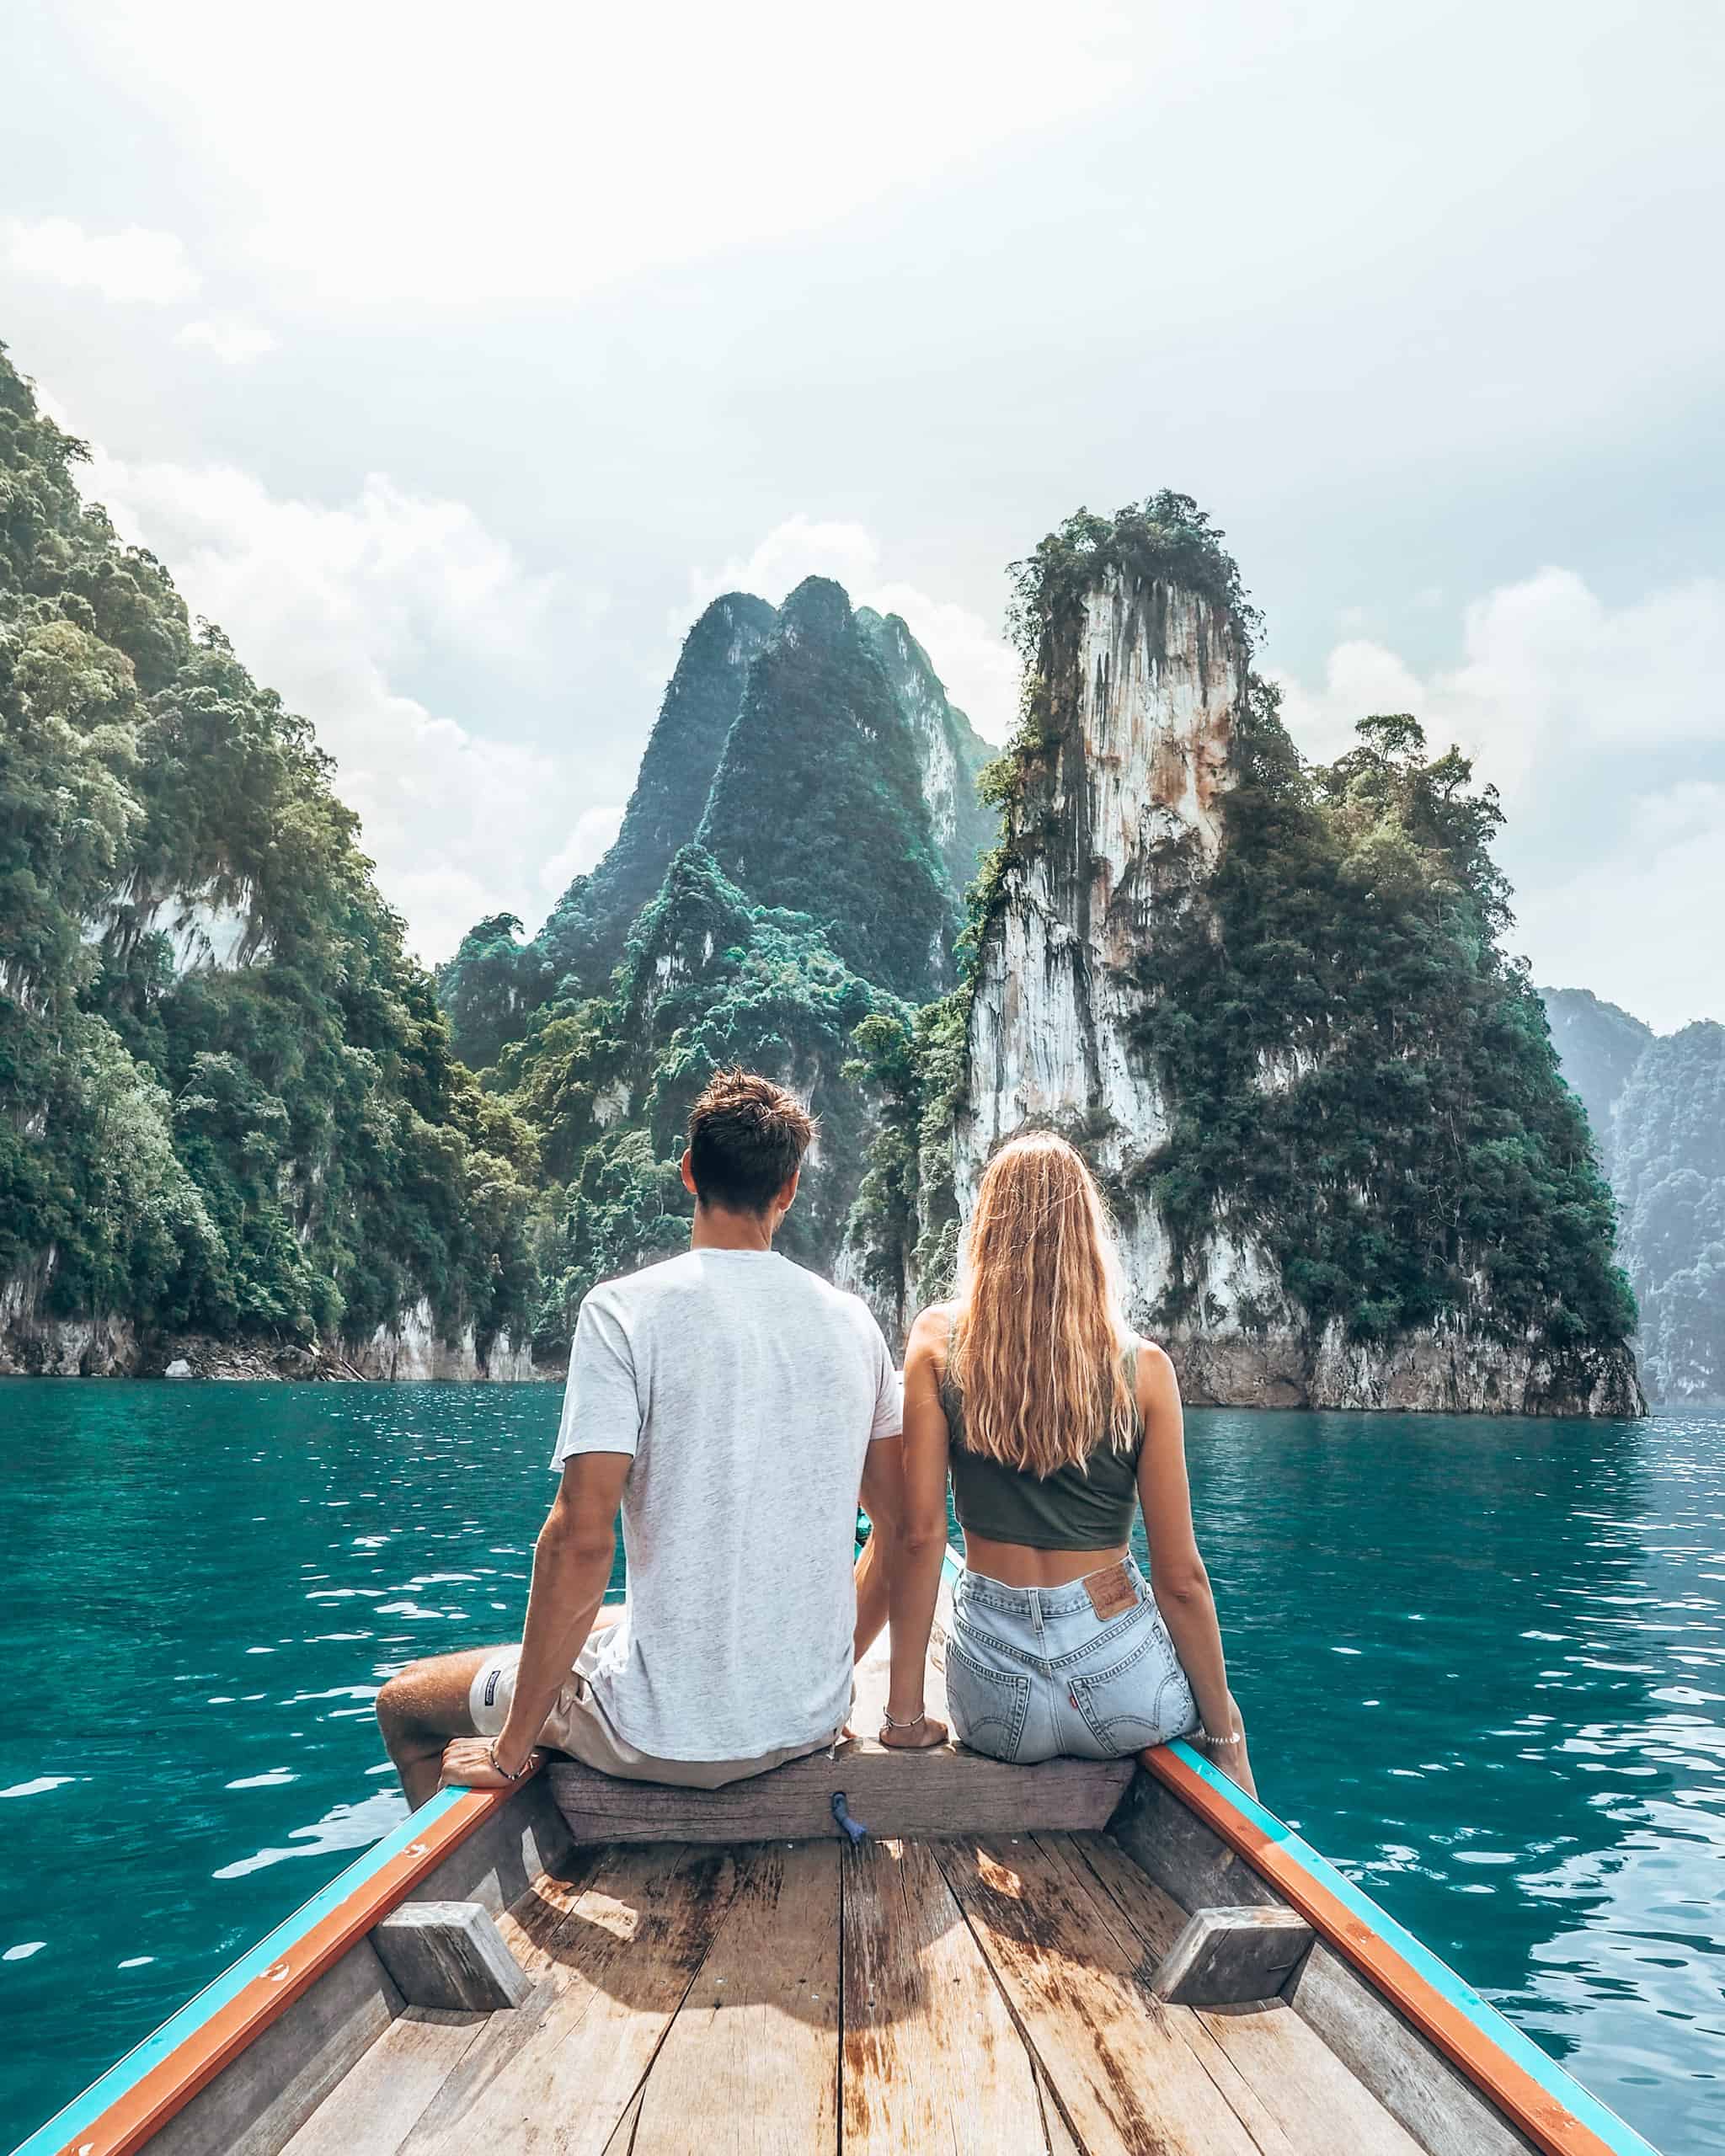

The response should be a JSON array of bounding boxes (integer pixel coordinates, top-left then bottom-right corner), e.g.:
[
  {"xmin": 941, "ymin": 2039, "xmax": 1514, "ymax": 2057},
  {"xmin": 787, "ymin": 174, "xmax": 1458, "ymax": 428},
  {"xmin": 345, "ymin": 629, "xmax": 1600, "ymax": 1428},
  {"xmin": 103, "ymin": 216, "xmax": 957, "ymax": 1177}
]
[
  {"xmin": 840, "ymin": 1837, "xmax": 1048, "ymax": 2154},
  {"xmin": 1077, "ymin": 1832, "xmax": 1430, "ymax": 2156},
  {"xmin": 278, "ymin": 2011, "xmax": 487, "ymax": 2156},
  {"xmin": 633, "ymin": 1843, "xmax": 841, "ymax": 2156},
  {"xmin": 933, "ymin": 1834, "xmax": 1276, "ymax": 2155},
  {"xmin": 282, "ymin": 1816, "xmax": 1445, "ymax": 2156},
  {"xmin": 398, "ymin": 1843, "xmax": 743, "ymax": 2156},
  {"xmin": 1035, "ymin": 1836, "xmax": 1299, "ymax": 2156}
]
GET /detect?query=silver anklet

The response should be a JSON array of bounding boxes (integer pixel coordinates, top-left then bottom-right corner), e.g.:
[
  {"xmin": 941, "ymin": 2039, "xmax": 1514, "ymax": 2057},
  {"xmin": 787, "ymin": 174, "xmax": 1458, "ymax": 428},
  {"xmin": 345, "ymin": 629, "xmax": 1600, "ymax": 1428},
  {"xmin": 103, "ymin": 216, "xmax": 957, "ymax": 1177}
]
[{"xmin": 881, "ymin": 1707, "xmax": 927, "ymax": 1730}]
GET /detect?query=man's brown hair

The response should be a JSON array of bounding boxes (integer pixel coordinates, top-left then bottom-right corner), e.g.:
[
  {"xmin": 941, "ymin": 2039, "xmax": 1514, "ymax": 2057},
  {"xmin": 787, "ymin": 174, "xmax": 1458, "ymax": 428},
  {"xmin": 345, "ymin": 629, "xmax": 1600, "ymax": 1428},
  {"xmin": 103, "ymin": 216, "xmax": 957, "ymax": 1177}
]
[{"xmin": 687, "ymin": 1068, "xmax": 816, "ymax": 1215}]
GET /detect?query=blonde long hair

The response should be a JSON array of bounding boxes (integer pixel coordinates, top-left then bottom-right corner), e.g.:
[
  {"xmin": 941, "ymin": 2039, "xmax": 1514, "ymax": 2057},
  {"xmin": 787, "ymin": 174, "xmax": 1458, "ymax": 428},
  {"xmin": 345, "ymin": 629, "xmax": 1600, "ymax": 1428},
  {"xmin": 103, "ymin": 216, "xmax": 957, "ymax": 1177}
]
[{"xmin": 947, "ymin": 1131, "xmax": 1137, "ymax": 1478}]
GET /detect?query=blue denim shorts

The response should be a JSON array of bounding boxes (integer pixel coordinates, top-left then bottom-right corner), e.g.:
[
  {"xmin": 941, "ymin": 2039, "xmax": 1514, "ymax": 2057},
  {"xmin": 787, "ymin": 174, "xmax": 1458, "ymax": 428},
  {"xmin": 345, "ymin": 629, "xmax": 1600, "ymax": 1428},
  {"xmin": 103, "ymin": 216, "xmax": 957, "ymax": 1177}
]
[{"xmin": 947, "ymin": 1555, "xmax": 1199, "ymax": 1763}]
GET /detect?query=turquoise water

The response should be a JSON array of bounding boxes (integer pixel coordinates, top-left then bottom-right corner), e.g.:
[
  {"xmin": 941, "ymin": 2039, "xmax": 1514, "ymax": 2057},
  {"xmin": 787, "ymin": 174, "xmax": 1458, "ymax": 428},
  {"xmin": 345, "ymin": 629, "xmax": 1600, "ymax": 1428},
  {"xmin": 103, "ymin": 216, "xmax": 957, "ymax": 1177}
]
[{"xmin": 0, "ymin": 1385, "xmax": 1720, "ymax": 2153}]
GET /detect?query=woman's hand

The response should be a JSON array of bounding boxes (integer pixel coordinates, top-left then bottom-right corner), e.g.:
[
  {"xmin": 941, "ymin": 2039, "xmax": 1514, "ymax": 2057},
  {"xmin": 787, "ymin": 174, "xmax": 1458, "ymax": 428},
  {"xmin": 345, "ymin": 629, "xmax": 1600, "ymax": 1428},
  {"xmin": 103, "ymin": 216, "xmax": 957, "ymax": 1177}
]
[
  {"xmin": 1195, "ymin": 1706, "xmax": 1256, "ymax": 1799},
  {"xmin": 878, "ymin": 1710, "xmax": 948, "ymax": 1750},
  {"xmin": 438, "ymin": 1737, "xmax": 545, "ymax": 1790}
]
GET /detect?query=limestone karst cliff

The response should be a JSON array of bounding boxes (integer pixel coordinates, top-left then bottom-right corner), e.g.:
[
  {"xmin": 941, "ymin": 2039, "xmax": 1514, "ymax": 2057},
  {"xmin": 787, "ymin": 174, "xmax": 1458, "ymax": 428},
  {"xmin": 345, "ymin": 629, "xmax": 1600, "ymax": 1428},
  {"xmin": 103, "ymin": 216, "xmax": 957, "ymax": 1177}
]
[
  {"xmin": 441, "ymin": 581, "xmax": 987, "ymax": 1072},
  {"xmin": 855, "ymin": 496, "xmax": 1643, "ymax": 1416},
  {"xmin": 1545, "ymin": 988, "xmax": 1725, "ymax": 1406},
  {"xmin": 855, "ymin": 606, "xmax": 997, "ymax": 903},
  {"xmin": 697, "ymin": 577, "xmax": 957, "ymax": 1002},
  {"xmin": 507, "ymin": 845, "xmax": 904, "ymax": 1328},
  {"xmin": 0, "ymin": 341, "xmax": 537, "ymax": 1379}
]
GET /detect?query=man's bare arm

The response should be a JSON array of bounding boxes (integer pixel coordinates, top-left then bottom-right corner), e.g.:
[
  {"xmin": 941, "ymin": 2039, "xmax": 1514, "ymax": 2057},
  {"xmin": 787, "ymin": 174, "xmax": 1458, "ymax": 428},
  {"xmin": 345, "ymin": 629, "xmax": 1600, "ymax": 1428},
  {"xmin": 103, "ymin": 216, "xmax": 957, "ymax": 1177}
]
[{"xmin": 440, "ymin": 1451, "xmax": 630, "ymax": 1787}]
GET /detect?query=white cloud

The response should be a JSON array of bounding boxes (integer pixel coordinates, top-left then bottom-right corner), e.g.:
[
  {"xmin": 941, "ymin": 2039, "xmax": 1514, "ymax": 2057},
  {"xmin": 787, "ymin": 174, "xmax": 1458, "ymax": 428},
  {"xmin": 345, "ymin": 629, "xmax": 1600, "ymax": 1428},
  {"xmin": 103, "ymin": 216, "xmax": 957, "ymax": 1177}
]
[
  {"xmin": 176, "ymin": 316, "xmax": 276, "ymax": 364},
  {"xmin": 540, "ymin": 806, "xmax": 627, "ymax": 897},
  {"xmin": 1516, "ymin": 783, "xmax": 1725, "ymax": 1035},
  {"xmin": 78, "ymin": 0, "xmax": 1135, "ymax": 304},
  {"xmin": 1276, "ymin": 568, "xmax": 1725, "ymax": 804},
  {"xmin": 3, "ymin": 216, "xmax": 200, "ymax": 303},
  {"xmin": 692, "ymin": 515, "xmax": 1021, "ymax": 741},
  {"xmin": 1275, "ymin": 570, "xmax": 1725, "ymax": 1031},
  {"xmin": 77, "ymin": 440, "xmax": 608, "ymax": 964}
]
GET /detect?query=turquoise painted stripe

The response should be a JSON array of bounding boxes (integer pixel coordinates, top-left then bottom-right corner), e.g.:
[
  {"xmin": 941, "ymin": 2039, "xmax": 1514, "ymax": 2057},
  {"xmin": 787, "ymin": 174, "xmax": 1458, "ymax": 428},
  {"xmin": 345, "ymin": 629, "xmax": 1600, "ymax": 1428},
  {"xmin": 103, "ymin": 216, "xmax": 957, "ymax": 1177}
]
[
  {"xmin": 9, "ymin": 1786, "xmax": 469, "ymax": 2156},
  {"xmin": 1168, "ymin": 1740, "xmax": 1660, "ymax": 2156}
]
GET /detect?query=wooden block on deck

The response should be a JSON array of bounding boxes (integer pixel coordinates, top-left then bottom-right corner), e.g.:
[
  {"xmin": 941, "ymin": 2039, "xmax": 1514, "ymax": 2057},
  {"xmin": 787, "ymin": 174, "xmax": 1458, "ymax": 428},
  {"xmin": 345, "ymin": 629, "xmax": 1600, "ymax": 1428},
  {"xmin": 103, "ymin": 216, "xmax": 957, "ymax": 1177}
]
[
  {"xmin": 1150, "ymin": 1905, "xmax": 1314, "ymax": 2005},
  {"xmin": 547, "ymin": 1740, "xmax": 1135, "ymax": 1845},
  {"xmin": 372, "ymin": 1901, "xmax": 531, "ymax": 2013}
]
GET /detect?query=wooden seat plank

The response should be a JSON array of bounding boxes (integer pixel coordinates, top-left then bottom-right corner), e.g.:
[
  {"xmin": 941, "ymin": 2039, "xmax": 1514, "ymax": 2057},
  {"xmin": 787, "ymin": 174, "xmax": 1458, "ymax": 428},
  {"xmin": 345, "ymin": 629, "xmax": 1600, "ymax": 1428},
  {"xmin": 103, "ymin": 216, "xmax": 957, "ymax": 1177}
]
[
  {"xmin": 399, "ymin": 1843, "xmax": 742, "ymax": 2156},
  {"xmin": 840, "ymin": 1837, "xmax": 1046, "ymax": 2154},
  {"xmin": 933, "ymin": 1834, "xmax": 1279, "ymax": 2156},
  {"xmin": 1076, "ymin": 1833, "xmax": 1429, "ymax": 2156},
  {"xmin": 547, "ymin": 1745, "xmax": 1131, "ymax": 1847},
  {"xmin": 547, "ymin": 1572, "xmax": 1144, "ymax": 1850},
  {"xmin": 633, "ymin": 1843, "xmax": 840, "ymax": 2155}
]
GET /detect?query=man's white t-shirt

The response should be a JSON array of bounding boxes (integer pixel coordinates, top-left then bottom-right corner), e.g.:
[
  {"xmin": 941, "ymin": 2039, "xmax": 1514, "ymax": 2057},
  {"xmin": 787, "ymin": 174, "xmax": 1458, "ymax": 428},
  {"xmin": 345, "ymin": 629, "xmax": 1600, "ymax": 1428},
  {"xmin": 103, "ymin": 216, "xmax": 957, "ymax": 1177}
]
[{"xmin": 552, "ymin": 1247, "xmax": 901, "ymax": 1760}]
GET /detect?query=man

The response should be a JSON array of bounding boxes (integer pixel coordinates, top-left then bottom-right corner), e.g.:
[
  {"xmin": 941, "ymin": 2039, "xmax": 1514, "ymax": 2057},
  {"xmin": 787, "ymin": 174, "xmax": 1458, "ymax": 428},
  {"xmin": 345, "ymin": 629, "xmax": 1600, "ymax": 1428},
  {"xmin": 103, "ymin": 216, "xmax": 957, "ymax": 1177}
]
[{"xmin": 376, "ymin": 1067, "xmax": 904, "ymax": 1806}]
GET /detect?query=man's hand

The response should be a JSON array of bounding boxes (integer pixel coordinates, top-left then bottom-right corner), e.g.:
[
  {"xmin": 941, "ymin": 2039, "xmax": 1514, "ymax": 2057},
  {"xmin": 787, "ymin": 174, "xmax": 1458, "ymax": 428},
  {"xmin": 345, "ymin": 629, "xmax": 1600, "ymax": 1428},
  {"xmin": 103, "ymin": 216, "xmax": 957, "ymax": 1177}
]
[{"xmin": 438, "ymin": 1737, "xmax": 545, "ymax": 1790}]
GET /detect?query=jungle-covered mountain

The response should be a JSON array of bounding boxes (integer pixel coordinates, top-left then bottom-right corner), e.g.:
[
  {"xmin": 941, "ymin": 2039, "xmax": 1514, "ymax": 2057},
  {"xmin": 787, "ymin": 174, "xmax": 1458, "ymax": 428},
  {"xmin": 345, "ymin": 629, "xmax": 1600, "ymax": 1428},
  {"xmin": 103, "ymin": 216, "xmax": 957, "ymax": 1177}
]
[
  {"xmin": 0, "ymin": 343, "xmax": 536, "ymax": 1377},
  {"xmin": 1545, "ymin": 989, "xmax": 1724, "ymax": 1405},
  {"xmin": 440, "ymin": 573, "xmax": 998, "ymax": 1341},
  {"xmin": 439, "ymin": 581, "xmax": 994, "ymax": 1069}
]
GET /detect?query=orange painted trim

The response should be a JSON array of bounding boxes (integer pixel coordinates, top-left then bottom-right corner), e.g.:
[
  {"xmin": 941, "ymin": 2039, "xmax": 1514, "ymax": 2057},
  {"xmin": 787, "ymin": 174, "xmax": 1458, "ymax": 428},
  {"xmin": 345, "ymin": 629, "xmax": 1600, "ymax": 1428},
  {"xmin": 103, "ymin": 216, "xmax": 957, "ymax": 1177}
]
[
  {"xmin": 1142, "ymin": 1746, "xmax": 1621, "ymax": 2156},
  {"xmin": 48, "ymin": 1785, "xmax": 511, "ymax": 2156}
]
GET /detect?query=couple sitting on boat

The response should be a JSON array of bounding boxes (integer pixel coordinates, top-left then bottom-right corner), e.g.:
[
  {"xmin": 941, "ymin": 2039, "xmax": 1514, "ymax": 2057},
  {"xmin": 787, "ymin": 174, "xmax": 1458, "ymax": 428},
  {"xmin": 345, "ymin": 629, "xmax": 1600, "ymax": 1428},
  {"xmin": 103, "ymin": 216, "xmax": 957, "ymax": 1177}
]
[{"xmin": 377, "ymin": 1068, "xmax": 1254, "ymax": 1804}]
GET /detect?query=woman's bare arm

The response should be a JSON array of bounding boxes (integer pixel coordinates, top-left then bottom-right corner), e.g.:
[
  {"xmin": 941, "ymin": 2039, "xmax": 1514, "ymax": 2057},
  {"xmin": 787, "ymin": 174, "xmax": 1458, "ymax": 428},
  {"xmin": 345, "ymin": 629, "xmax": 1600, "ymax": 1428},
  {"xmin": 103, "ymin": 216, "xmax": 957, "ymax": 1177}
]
[
  {"xmin": 1135, "ymin": 1342, "xmax": 1256, "ymax": 1796},
  {"xmin": 880, "ymin": 1305, "xmax": 953, "ymax": 1749}
]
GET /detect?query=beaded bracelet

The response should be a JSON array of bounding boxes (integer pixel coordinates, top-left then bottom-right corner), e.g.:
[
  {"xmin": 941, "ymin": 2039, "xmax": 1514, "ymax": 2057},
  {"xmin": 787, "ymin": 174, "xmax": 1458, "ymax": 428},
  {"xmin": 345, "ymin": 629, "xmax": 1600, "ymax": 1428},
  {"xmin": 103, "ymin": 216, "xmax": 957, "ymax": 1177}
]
[{"xmin": 1198, "ymin": 1728, "xmax": 1244, "ymax": 1748}]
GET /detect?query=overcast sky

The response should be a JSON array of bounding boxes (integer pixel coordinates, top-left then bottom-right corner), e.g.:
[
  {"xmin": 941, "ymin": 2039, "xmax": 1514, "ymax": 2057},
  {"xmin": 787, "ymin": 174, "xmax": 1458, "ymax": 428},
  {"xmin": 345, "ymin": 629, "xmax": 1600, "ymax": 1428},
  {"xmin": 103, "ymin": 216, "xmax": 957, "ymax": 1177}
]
[{"xmin": 3, "ymin": 0, "xmax": 1721, "ymax": 1028}]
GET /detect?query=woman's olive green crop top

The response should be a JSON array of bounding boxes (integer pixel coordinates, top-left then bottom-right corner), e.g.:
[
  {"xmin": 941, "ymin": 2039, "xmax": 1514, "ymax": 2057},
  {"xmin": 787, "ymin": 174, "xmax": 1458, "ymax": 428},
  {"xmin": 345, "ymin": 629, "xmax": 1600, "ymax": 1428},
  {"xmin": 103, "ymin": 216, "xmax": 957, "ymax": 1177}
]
[{"xmin": 942, "ymin": 1347, "xmax": 1142, "ymax": 1552}]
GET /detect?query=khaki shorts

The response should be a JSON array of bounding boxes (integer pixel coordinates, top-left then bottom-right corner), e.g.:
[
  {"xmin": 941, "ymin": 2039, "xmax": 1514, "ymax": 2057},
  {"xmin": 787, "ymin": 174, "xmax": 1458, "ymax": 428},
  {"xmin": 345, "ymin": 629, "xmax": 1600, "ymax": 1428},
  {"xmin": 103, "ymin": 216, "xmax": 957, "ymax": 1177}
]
[{"xmin": 467, "ymin": 1632, "xmax": 843, "ymax": 1790}]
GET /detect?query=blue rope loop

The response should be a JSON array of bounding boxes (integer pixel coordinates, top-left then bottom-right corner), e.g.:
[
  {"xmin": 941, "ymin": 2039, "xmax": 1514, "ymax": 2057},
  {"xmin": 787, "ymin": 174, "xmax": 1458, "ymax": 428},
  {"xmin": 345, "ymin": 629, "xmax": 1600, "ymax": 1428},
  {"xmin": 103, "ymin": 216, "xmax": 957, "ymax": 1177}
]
[{"xmin": 830, "ymin": 1790, "xmax": 868, "ymax": 1844}]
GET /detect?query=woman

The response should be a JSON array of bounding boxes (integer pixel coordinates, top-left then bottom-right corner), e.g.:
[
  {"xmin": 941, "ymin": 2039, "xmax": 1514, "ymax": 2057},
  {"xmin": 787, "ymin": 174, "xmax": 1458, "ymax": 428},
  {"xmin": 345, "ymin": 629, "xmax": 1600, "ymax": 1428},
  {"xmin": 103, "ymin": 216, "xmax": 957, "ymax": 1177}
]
[{"xmin": 879, "ymin": 1131, "xmax": 1254, "ymax": 1795}]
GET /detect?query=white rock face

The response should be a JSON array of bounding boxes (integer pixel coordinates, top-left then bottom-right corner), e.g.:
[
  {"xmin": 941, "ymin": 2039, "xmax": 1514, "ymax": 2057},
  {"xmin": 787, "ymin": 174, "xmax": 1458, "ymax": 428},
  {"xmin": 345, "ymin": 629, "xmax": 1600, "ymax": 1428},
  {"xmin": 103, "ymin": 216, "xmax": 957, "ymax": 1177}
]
[
  {"xmin": 354, "ymin": 1301, "xmax": 542, "ymax": 1382},
  {"xmin": 952, "ymin": 574, "xmax": 1244, "ymax": 1312},
  {"xmin": 0, "ymin": 1267, "xmax": 138, "ymax": 1376},
  {"xmin": 877, "ymin": 617, "xmax": 964, "ymax": 849},
  {"xmin": 85, "ymin": 883, "xmax": 267, "ymax": 976},
  {"xmin": 0, "ymin": 1256, "xmax": 546, "ymax": 1382},
  {"xmin": 932, "ymin": 566, "xmax": 1641, "ymax": 1414},
  {"xmin": 360, "ymin": 1299, "xmax": 468, "ymax": 1381}
]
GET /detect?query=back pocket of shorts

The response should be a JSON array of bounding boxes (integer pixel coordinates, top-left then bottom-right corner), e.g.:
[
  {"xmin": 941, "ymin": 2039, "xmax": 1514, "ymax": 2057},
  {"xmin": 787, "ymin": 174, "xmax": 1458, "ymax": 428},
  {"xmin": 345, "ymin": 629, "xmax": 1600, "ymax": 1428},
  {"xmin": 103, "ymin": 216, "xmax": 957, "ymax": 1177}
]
[
  {"xmin": 1071, "ymin": 1636, "xmax": 1196, "ymax": 1755},
  {"xmin": 945, "ymin": 1641, "xmax": 1032, "ymax": 1762}
]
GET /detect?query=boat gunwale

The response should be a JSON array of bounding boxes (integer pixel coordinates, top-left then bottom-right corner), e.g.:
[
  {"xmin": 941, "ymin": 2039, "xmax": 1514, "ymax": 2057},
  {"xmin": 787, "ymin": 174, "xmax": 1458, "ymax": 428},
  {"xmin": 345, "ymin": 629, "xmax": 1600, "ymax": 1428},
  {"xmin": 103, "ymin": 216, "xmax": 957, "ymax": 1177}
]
[
  {"xmin": 1144, "ymin": 1742, "xmax": 1659, "ymax": 2156},
  {"xmin": 13, "ymin": 1784, "xmax": 510, "ymax": 2156}
]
